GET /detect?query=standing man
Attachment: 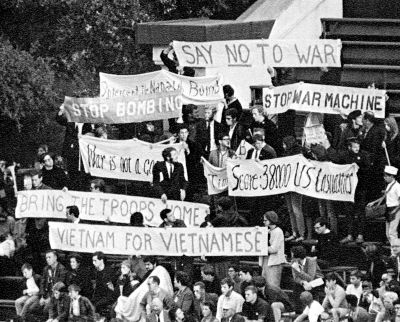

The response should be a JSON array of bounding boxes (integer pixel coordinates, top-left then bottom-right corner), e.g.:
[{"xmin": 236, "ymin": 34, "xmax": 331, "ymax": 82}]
[
  {"xmin": 222, "ymin": 85, "xmax": 243, "ymax": 127},
  {"xmin": 225, "ymin": 108, "xmax": 246, "ymax": 151},
  {"xmin": 91, "ymin": 251, "xmax": 117, "ymax": 318},
  {"xmin": 152, "ymin": 147, "xmax": 187, "ymax": 203}
]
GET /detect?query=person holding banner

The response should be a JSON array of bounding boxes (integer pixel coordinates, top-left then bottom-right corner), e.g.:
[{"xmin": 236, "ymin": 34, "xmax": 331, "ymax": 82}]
[
  {"xmin": 152, "ymin": 147, "xmax": 187, "ymax": 203},
  {"xmin": 226, "ymin": 109, "xmax": 247, "ymax": 152},
  {"xmin": 259, "ymin": 211, "xmax": 285, "ymax": 288}
]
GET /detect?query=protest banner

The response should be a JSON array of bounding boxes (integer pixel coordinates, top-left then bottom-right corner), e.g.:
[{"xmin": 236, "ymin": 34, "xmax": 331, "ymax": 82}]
[
  {"xmin": 202, "ymin": 157, "xmax": 228, "ymax": 195},
  {"xmin": 15, "ymin": 190, "xmax": 208, "ymax": 227},
  {"xmin": 63, "ymin": 91, "xmax": 182, "ymax": 124},
  {"xmin": 236, "ymin": 140, "xmax": 254, "ymax": 160},
  {"xmin": 263, "ymin": 83, "xmax": 386, "ymax": 118},
  {"xmin": 303, "ymin": 125, "xmax": 329, "ymax": 146},
  {"xmin": 79, "ymin": 136, "xmax": 187, "ymax": 181},
  {"xmin": 226, "ymin": 155, "xmax": 359, "ymax": 202},
  {"xmin": 49, "ymin": 222, "xmax": 269, "ymax": 256},
  {"xmin": 173, "ymin": 39, "xmax": 341, "ymax": 68},
  {"xmin": 99, "ymin": 70, "xmax": 224, "ymax": 105}
]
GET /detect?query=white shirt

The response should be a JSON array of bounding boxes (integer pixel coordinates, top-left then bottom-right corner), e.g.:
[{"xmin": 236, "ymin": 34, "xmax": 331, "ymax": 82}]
[
  {"xmin": 72, "ymin": 295, "xmax": 81, "ymax": 316},
  {"xmin": 346, "ymin": 284, "xmax": 363, "ymax": 301},
  {"xmin": 386, "ymin": 181, "xmax": 400, "ymax": 207},
  {"xmin": 209, "ymin": 121, "xmax": 217, "ymax": 152},
  {"xmin": 26, "ymin": 276, "xmax": 39, "ymax": 296},
  {"xmin": 303, "ymin": 301, "xmax": 324, "ymax": 322},
  {"xmin": 229, "ymin": 123, "xmax": 237, "ymax": 139},
  {"xmin": 216, "ymin": 291, "xmax": 244, "ymax": 320}
]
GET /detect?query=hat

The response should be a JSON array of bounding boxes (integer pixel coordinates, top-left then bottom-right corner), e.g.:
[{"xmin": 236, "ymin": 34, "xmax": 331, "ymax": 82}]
[
  {"xmin": 347, "ymin": 110, "xmax": 362, "ymax": 120},
  {"xmin": 385, "ymin": 166, "xmax": 398, "ymax": 176}
]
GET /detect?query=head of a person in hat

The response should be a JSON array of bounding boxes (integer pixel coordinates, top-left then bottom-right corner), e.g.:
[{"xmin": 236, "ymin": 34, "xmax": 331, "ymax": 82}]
[{"xmin": 384, "ymin": 166, "xmax": 398, "ymax": 184}]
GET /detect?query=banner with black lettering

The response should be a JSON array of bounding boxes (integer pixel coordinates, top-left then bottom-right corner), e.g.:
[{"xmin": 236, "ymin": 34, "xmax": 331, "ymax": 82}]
[
  {"xmin": 63, "ymin": 91, "xmax": 182, "ymax": 124},
  {"xmin": 227, "ymin": 155, "xmax": 359, "ymax": 202},
  {"xmin": 79, "ymin": 136, "xmax": 187, "ymax": 181},
  {"xmin": 49, "ymin": 222, "xmax": 268, "ymax": 256},
  {"xmin": 263, "ymin": 83, "xmax": 385, "ymax": 118},
  {"xmin": 202, "ymin": 157, "xmax": 228, "ymax": 195},
  {"xmin": 99, "ymin": 70, "xmax": 224, "ymax": 105},
  {"xmin": 15, "ymin": 190, "xmax": 208, "ymax": 227},
  {"xmin": 173, "ymin": 39, "xmax": 341, "ymax": 68},
  {"xmin": 236, "ymin": 140, "xmax": 254, "ymax": 160}
]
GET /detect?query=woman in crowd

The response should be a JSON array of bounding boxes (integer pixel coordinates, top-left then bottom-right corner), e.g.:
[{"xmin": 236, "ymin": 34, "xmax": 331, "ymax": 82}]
[
  {"xmin": 41, "ymin": 152, "xmax": 69, "ymax": 189},
  {"xmin": 201, "ymin": 301, "xmax": 218, "ymax": 322},
  {"xmin": 382, "ymin": 116, "xmax": 400, "ymax": 170},
  {"xmin": 117, "ymin": 260, "xmax": 140, "ymax": 298},
  {"xmin": 169, "ymin": 307, "xmax": 194, "ymax": 322},
  {"xmin": 66, "ymin": 253, "xmax": 93, "ymax": 299}
]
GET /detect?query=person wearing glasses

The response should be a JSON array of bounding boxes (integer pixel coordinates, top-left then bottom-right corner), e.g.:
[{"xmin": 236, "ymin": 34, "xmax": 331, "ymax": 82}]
[{"xmin": 208, "ymin": 133, "xmax": 236, "ymax": 168}]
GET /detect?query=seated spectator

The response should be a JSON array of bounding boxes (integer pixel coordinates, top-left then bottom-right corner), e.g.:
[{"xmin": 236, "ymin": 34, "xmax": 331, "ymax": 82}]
[
  {"xmin": 216, "ymin": 278, "xmax": 244, "ymax": 321},
  {"xmin": 47, "ymin": 282, "xmax": 69, "ymax": 322},
  {"xmin": 246, "ymin": 134, "xmax": 277, "ymax": 160},
  {"xmin": 322, "ymin": 272, "xmax": 347, "ymax": 319},
  {"xmin": 201, "ymin": 265, "xmax": 221, "ymax": 296},
  {"xmin": 42, "ymin": 152, "xmax": 69, "ymax": 189},
  {"xmin": 169, "ymin": 307, "xmax": 194, "ymax": 322},
  {"xmin": 342, "ymin": 294, "xmax": 370, "ymax": 322},
  {"xmin": 31, "ymin": 169, "xmax": 51, "ymax": 190},
  {"xmin": 220, "ymin": 301, "xmax": 245, "ymax": 322},
  {"xmin": 66, "ymin": 253, "xmax": 93, "ymax": 299},
  {"xmin": 364, "ymin": 244, "xmax": 387, "ymax": 289},
  {"xmin": 91, "ymin": 251, "xmax": 117, "ymax": 318},
  {"xmin": 146, "ymin": 298, "xmax": 171, "ymax": 322},
  {"xmin": 172, "ymin": 271, "xmax": 194, "ymax": 315},
  {"xmin": 358, "ymin": 281, "xmax": 382, "ymax": 317},
  {"xmin": 140, "ymin": 275, "xmax": 172, "ymax": 319},
  {"xmin": 346, "ymin": 270, "xmax": 363, "ymax": 302},
  {"xmin": 241, "ymin": 285, "xmax": 273, "ymax": 322},
  {"xmin": 239, "ymin": 267, "xmax": 255, "ymax": 297},
  {"xmin": 159, "ymin": 208, "xmax": 186, "ymax": 228},
  {"xmin": 375, "ymin": 292, "xmax": 398, "ymax": 322},
  {"xmin": 40, "ymin": 250, "xmax": 68, "ymax": 315},
  {"xmin": 259, "ymin": 211, "xmax": 285, "ymax": 288},
  {"xmin": 253, "ymin": 276, "xmax": 294, "ymax": 322},
  {"xmin": 293, "ymin": 291, "xmax": 324, "ymax": 322},
  {"xmin": 68, "ymin": 284, "xmax": 95, "ymax": 321},
  {"xmin": 312, "ymin": 217, "xmax": 340, "ymax": 267},
  {"xmin": 15, "ymin": 263, "xmax": 41, "ymax": 321},
  {"xmin": 201, "ymin": 300, "xmax": 218, "ymax": 322},
  {"xmin": 117, "ymin": 260, "xmax": 140, "ymax": 298},
  {"xmin": 193, "ymin": 281, "xmax": 218, "ymax": 321},
  {"xmin": 227, "ymin": 265, "xmax": 242, "ymax": 294}
]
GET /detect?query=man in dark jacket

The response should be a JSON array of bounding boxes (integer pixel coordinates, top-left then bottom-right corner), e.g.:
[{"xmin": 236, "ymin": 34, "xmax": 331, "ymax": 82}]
[
  {"xmin": 335, "ymin": 138, "xmax": 372, "ymax": 244},
  {"xmin": 226, "ymin": 108, "xmax": 247, "ymax": 152},
  {"xmin": 68, "ymin": 284, "xmax": 96, "ymax": 321},
  {"xmin": 48, "ymin": 282, "xmax": 70, "ymax": 322}
]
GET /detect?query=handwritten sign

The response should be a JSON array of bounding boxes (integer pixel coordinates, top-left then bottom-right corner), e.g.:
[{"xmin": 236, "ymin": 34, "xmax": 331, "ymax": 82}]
[
  {"xmin": 99, "ymin": 70, "xmax": 224, "ymax": 105},
  {"xmin": 63, "ymin": 91, "xmax": 182, "ymax": 124},
  {"xmin": 202, "ymin": 157, "xmax": 228, "ymax": 195},
  {"xmin": 173, "ymin": 39, "xmax": 341, "ymax": 68},
  {"xmin": 49, "ymin": 222, "xmax": 269, "ymax": 256},
  {"xmin": 15, "ymin": 190, "xmax": 208, "ymax": 227},
  {"xmin": 227, "ymin": 155, "xmax": 359, "ymax": 202},
  {"xmin": 236, "ymin": 140, "xmax": 254, "ymax": 160},
  {"xmin": 79, "ymin": 136, "xmax": 187, "ymax": 182},
  {"xmin": 263, "ymin": 83, "xmax": 386, "ymax": 118}
]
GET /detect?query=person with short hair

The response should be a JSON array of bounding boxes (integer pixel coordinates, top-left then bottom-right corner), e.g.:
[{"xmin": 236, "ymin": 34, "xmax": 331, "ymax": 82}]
[
  {"xmin": 172, "ymin": 271, "xmax": 194, "ymax": 315},
  {"xmin": 90, "ymin": 178, "xmax": 105, "ymax": 192},
  {"xmin": 152, "ymin": 147, "xmax": 187, "ymax": 203},
  {"xmin": 146, "ymin": 297, "xmax": 171, "ymax": 322},
  {"xmin": 159, "ymin": 209, "xmax": 186, "ymax": 228},
  {"xmin": 66, "ymin": 253, "xmax": 92, "ymax": 299},
  {"xmin": 40, "ymin": 250, "xmax": 68, "ymax": 314},
  {"xmin": 66, "ymin": 205, "xmax": 80, "ymax": 224},
  {"xmin": 42, "ymin": 152, "xmax": 69, "ymax": 189},
  {"xmin": 68, "ymin": 283, "xmax": 95, "ymax": 321},
  {"xmin": 216, "ymin": 278, "xmax": 244, "ymax": 321},
  {"xmin": 31, "ymin": 169, "xmax": 51, "ymax": 190},
  {"xmin": 246, "ymin": 134, "xmax": 276, "ymax": 160},
  {"xmin": 322, "ymin": 273, "xmax": 347, "ymax": 317},
  {"xmin": 222, "ymin": 85, "xmax": 243, "ymax": 126},
  {"xmin": 242, "ymin": 285, "xmax": 273, "ymax": 322},
  {"xmin": 201, "ymin": 265, "xmax": 221, "ymax": 296},
  {"xmin": 368, "ymin": 165, "xmax": 400, "ymax": 243},
  {"xmin": 15, "ymin": 263, "xmax": 41, "ymax": 320},
  {"xmin": 346, "ymin": 270, "xmax": 363, "ymax": 301},
  {"xmin": 294, "ymin": 291, "xmax": 324, "ymax": 322},
  {"xmin": 239, "ymin": 267, "xmax": 254, "ymax": 297},
  {"xmin": 338, "ymin": 110, "xmax": 363, "ymax": 151},
  {"xmin": 208, "ymin": 132, "xmax": 236, "ymax": 168},
  {"xmin": 225, "ymin": 108, "xmax": 246, "ymax": 151},
  {"xmin": 343, "ymin": 294, "xmax": 369, "ymax": 322},
  {"xmin": 193, "ymin": 281, "xmax": 218, "ymax": 321},
  {"xmin": 227, "ymin": 265, "xmax": 242, "ymax": 294},
  {"xmin": 312, "ymin": 217, "xmax": 340, "ymax": 266},
  {"xmin": 221, "ymin": 301, "xmax": 245, "ymax": 322},
  {"xmin": 140, "ymin": 275, "xmax": 173, "ymax": 319}
]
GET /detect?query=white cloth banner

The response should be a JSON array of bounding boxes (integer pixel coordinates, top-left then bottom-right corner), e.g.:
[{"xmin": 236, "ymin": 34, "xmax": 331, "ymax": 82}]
[
  {"xmin": 227, "ymin": 155, "xmax": 359, "ymax": 202},
  {"xmin": 236, "ymin": 140, "xmax": 254, "ymax": 160},
  {"xmin": 263, "ymin": 83, "xmax": 386, "ymax": 118},
  {"xmin": 99, "ymin": 70, "xmax": 224, "ymax": 105},
  {"xmin": 79, "ymin": 136, "xmax": 187, "ymax": 182},
  {"xmin": 173, "ymin": 39, "xmax": 341, "ymax": 68},
  {"xmin": 49, "ymin": 222, "xmax": 269, "ymax": 256},
  {"xmin": 15, "ymin": 190, "xmax": 208, "ymax": 227},
  {"xmin": 202, "ymin": 157, "xmax": 228, "ymax": 195}
]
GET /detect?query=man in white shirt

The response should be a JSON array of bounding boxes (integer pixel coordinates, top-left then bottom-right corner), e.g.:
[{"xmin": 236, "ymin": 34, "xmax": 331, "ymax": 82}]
[
  {"xmin": 216, "ymin": 278, "xmax": 245, "ymax": 321},
  {"xmin": 294, "ymin": 291, "xmax": 324, "ymax": 322},
  {"xmin": 346, "ymin": 270, "xmax": 363, "ymax": 302}
]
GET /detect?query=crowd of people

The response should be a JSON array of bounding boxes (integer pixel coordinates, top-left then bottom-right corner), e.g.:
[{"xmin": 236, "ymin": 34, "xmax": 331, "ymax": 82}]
[{"xmin": 1, "ymin": 51, "xmax": 400, "ymax": 321}]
